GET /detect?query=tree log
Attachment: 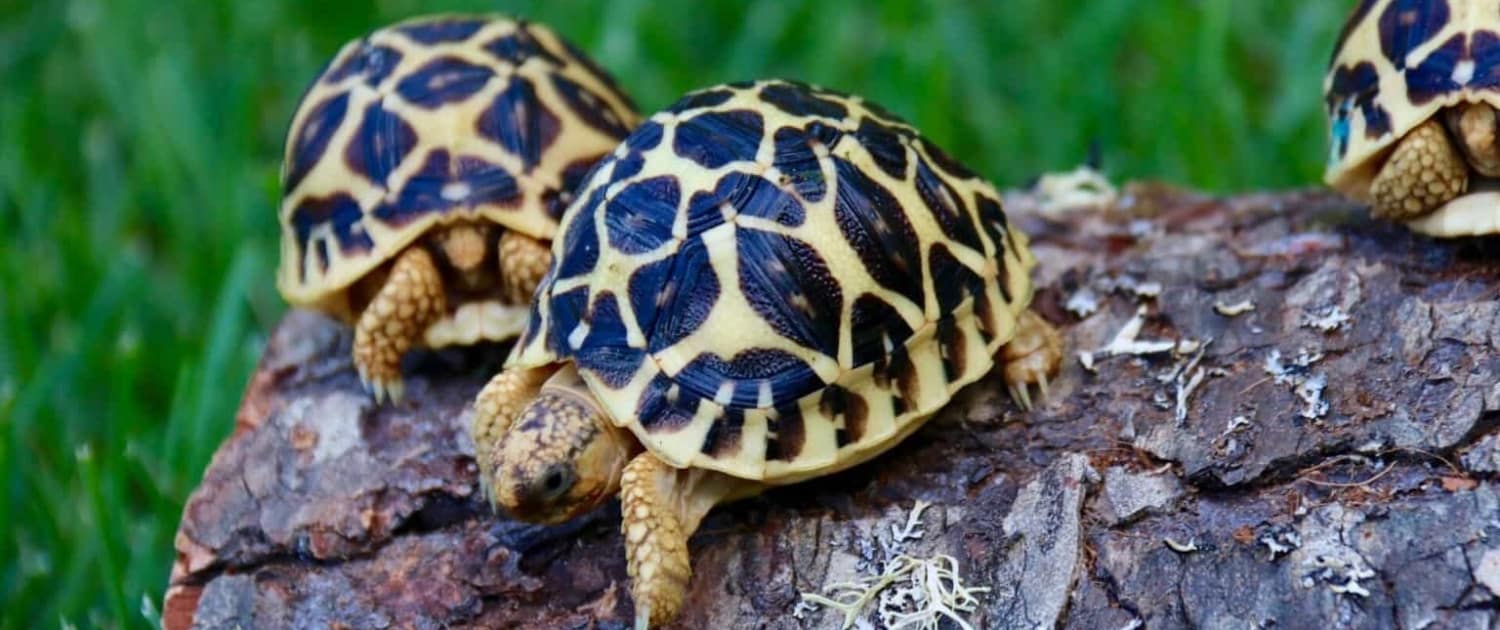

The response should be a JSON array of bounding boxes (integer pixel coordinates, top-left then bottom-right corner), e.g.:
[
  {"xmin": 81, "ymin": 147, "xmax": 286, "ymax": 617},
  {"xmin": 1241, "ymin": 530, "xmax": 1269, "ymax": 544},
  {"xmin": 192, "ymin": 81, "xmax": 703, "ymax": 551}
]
[{"xmin": 163, "ymin": 185, "xmax": 1500, "ymax": 629}]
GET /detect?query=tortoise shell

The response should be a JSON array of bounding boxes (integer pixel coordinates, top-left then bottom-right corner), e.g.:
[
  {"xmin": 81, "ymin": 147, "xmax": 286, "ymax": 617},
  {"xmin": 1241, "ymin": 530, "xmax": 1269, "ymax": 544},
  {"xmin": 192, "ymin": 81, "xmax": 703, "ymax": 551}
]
[
  {"xmin": 510, "ymin": 80, "xmax": 1036, "ymax": 483},
  {"xmin": 1324, "ymin": 0, "xmax": 1500, "ymax": 200},
  {"xmin": 276, "ymin": 14, "xmax": 639, "ymax": 315}
]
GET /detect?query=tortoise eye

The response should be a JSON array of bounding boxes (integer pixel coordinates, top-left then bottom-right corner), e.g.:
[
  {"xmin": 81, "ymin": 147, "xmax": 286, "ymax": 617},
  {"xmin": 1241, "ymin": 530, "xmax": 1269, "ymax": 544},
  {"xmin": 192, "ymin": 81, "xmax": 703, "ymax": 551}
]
[{"xmin": 539, "ymin": 463, "xmax": 576, "ymax": 501}]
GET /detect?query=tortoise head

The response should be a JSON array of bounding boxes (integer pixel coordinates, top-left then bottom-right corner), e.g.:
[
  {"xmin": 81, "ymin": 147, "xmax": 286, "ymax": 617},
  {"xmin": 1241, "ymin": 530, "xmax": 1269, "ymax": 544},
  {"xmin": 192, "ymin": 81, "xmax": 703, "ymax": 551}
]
[{"xmin": 489, "ymin": 365, "xmax": 636, "ymax": 524}]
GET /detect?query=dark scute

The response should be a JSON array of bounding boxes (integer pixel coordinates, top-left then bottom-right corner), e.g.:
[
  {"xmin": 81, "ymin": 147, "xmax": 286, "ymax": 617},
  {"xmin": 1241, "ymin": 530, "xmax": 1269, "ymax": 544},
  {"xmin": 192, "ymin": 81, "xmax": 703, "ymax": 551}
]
[
  {"xmin": 545, "ymin": 287, "xmax": 589, "ymax": 356},
  {"xmin": 625, "ymin": 120, "xmax": 665, "ymax": 153},
  {"xmin": 700, "ymin": 409, "xmax": 746, "ymax": 457},
  {"xmin": 605, "ymin": 175, "xmax": 680, "ymax": 255},
  {"xmin": 860, "ymin": 98, "xmax": 909, "ymax": 126},
  {"xmin": 556, "ymin": 192, "xmax": 602, "ymax": 279},
  {"xmin": 284, "ymin": 93, "xmax": 350, "ymax": 192},
  {"xmin": 646, "ymin": 235, "xmax": 720, "ymax": 353},
  {"xmin": 832, "ymin": 157, "xmax": 925, "ymax": 306},
  {"xmin": 1331, "ymin": 0, "xmax": 1380, "ymax": 65},
  {"xmin": 766, "ymin": 405, "xmax": 807, "ymax": 461},
  {"xmin": 477, "ymin": 77, "xmax": 561, "ymax": 173},
  {"xmin": 558, "ymin": 36, "xmax": 639, "ymax": 113},
  {"xmin": 915, "ymin": 159, "xmax": 984, "ymax": 252},
  {"xmin": 718, "ymin": 171, "xmax": 807, "ymax": 227},
  {"xmin": 737, "ymin": 229, "xmax": 842, "ymax": 357},
  {"xmin": 289, "ymin": 193, "xmax": 374, "ymax": 282},
  {"xmin": 1378, "ymin": 0, "xmax": 1450, "ymax": 70},
  {"xmin": 918, "ymin": 136, "xmax": 977, "ymax": 180},
  {"xmin": 550, "ymin": 73, "xmax": 633, "ymax": 139},
  {"xmin": 772, "ymin": 126, "xmax": 827, "ymax": 202},
  {"xmin": 856, "ymin": 117, "xmax": 909, "ymax": 179},
  {"xmin": 636, "ymin": 372, "xmax": 698, "ymax": 433},
  {"xmin": 324, "ymin": 44, "xmax": 403, "ymax": 87},
  {"xmin": 313, "ymin": 240, "xmax": 330, "ymax": 277},
  {"xmin": 519, "ymin": 295, "xmax": 546, "ymax": 351},
  {"xmin": 885, "ymin": 346, "xmax": 920, "ymax": 407},
  {"xmin": 574, "ymin": 292, "xmax": 645, "ymax": 389},
  {"xmin": 973, "ymin": 289, "xmax": 998, "ymax": 342},
  {"xmin": 1327, "ymin": 61, "xmax": 1394, "ymax": 140},
  {"xmin": 1404, "ymin": 34, "xmax": 1466, "ymax": 105},
  {"xmin": 627, "ymin": 255, "xmax": 673, "ymax": 344},
  {"xmin": 849, "ymin": 294, "xmax": 915, "ymax": 367},
  {"xmin": 822, "ymin": 385, "xmax": 869, "ymax": 448},
  {"xmin": 344, "ymin": 102, "xmax": 417, "ymax": 186},
  {"xmin": 936, "ymin": 317, "xmax": 967, "ymax": 382},
  {"xmin": 685, "ymin": 189, "xmax": 728, "ymax": 236},
  {"xmin": 373, "ymin": 150, "xmax": 520, "ymax": 227},
  {"xmin": 672, "ymin": 109, "xmax": 765, "ymax": 169},
  {"xmin": 612, "ymin": 151, "xmax": 646, "ymax": 183},
  {"xmin": 759, "ymin": 82, "xmax": 849, "ymax": 120},
  {"xmin": 396, "ymin": 18, "xmax": 487, "ymax": 44},
  {"xmin": 806, "ymin": 121, "xmax": 844, "ymax": 147},
  {"xmin": 929, "ymin": 243, "xmax": 984, "ymax": 316},
  {"xmin": 974, "ymin": 193, "xmax": 1011, "ymax": 262},
  {"xmin": 1471, "ymin": 31, "xmax": 1500, "ymax": 89},
  {"xmin": 483, "ymin": 27, "xmax": 565, "ymax": 66},
  {"xmin": 395, "ymin": 57, "xmax": 495, "ymax": 109},
  {"xmin": 678, "ymin": 348, "xmax": 822, "ymax": 409},
  {"xmin": 543, "ymin": 154, "xmax": 605, "ymax": 220},
  {"xmin": 669, "ymin": 89, "xmax": 735, "ymax": 112}
]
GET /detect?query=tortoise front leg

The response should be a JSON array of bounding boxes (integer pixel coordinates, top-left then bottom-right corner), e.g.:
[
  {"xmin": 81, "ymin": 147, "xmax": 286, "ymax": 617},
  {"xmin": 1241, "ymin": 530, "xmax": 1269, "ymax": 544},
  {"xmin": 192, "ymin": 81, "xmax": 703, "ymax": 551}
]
[
  {"xmin": 498, "ymin": 230, "xmax": 552, "ymax": 305},
  {"xmin": 353, "ymin": 246, "xmax": 446, "ymax": 403},
  {"xmin": 1369, "ymin": 117, "xmax": 1468, "ymax": 220},
  {"xmin": 620, "ymin": 452, "xmax": 755, "ymax": 629},
  {"xmin": 1000, "ymin": 310, "xmax": 1063, "ymax": 411}
]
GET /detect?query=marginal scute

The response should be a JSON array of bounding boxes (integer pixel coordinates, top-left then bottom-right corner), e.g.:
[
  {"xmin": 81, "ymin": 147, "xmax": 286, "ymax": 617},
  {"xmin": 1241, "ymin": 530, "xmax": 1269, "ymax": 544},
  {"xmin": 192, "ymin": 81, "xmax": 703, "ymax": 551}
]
[
  {"xmin": 928, "ymin": 243, "xmax": 984, "ymax": 316},
  {"xmin": 699, "ymin": 409, "xmax": 745, "ymax": 457},
  {"xmin": 766, "ymin": 405, "xmax": 806, "ymax": 461},
  {"xmin": 821, "ymin": 385, "xmax": 868, "ymax": 448},
  {"xmin": 290, "ymin": 193, "xmax": 374, "ymax": 281},
  {"xmin": 636, "ymin": 372, "xmax": 698, "ymax": 433},
  {"xmin": 849, "ymin": 294, "xmax": 914, "ymax": 367}
]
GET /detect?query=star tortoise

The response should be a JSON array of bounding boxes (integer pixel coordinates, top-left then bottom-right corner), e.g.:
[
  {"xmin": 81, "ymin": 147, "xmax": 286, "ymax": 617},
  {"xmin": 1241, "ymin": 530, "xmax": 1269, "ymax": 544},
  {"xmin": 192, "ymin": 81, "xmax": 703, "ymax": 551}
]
[
  {"xmin": 276, "ymin": 14, "xmax": 639, "ymax": 402},
  {"xmin": 1325, "ymin": 0, "xmax": 1500, "ymax": 235},
  {"xmin": 469, "ymin": 79, "xmax": 1062, "ymax": 627}
]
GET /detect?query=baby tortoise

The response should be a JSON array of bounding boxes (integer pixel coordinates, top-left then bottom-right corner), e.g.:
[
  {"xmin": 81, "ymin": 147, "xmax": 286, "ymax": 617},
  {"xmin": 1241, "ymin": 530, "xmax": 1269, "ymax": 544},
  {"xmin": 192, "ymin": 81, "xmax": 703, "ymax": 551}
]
[{"xmin": 276, "ymin": 14, "xmax": 638, "ymax": 401}]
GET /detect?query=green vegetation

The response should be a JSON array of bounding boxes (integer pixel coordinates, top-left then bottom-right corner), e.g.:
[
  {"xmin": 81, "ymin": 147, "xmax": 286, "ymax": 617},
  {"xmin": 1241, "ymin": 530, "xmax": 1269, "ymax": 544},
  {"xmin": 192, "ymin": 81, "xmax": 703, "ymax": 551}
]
[{"xmin": 0, "ymin": 0, "xmax": 1345, "ymax": 626}]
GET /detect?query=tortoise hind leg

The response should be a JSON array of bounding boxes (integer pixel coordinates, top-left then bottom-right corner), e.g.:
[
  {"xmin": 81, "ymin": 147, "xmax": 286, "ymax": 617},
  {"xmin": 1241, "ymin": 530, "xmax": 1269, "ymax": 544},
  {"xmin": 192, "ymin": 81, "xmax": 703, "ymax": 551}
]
[
  {"xmin": 498, "ymin": 230, "xmax": 552, "ymax": 304},
  {"xmin": 1369, "ymin": 117, "xmax": 1467, "ymax": 220},
  {"xmin": 1000, "ymin": 310, "xmax": 1063, "ymax": 411},
  {"xmin": 620, "ymin": 453, "xmax": 756, "ymax": 629},
  {"xmin": 353, "ymin": 246, "xmax": 446, "ymax": 404}
]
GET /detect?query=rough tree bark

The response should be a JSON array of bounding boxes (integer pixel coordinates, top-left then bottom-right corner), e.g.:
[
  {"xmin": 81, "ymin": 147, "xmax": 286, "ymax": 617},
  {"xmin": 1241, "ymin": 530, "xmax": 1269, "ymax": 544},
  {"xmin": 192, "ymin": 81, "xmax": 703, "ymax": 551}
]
[{"xmin": 163, "ymin": 185, "xmax": 1500, "ymax": 629}]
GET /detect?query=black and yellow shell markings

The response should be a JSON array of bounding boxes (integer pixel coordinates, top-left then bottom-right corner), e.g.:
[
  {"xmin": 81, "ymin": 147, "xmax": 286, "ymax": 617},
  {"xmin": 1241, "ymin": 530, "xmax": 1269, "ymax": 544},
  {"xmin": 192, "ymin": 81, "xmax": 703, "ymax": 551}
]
[
  {"xmin": 511, "ymin": 80, "xmax": 1033, "ymax": 481},
  {"xmin": 276, "ymin": 15, "xmax": 639, "ymax": 302},
  {"xmin": 1326, "ymin": 0, "xmax": 1500, "ymax": 171}
]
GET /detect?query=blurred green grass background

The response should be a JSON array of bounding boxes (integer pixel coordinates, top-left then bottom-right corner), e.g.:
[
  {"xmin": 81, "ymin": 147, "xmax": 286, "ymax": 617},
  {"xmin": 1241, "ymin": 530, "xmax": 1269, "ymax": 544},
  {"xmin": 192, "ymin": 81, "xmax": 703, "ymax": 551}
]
[{"xmin": 1, "ymin": 0, "xmax": 1346, "ymax": 626}]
